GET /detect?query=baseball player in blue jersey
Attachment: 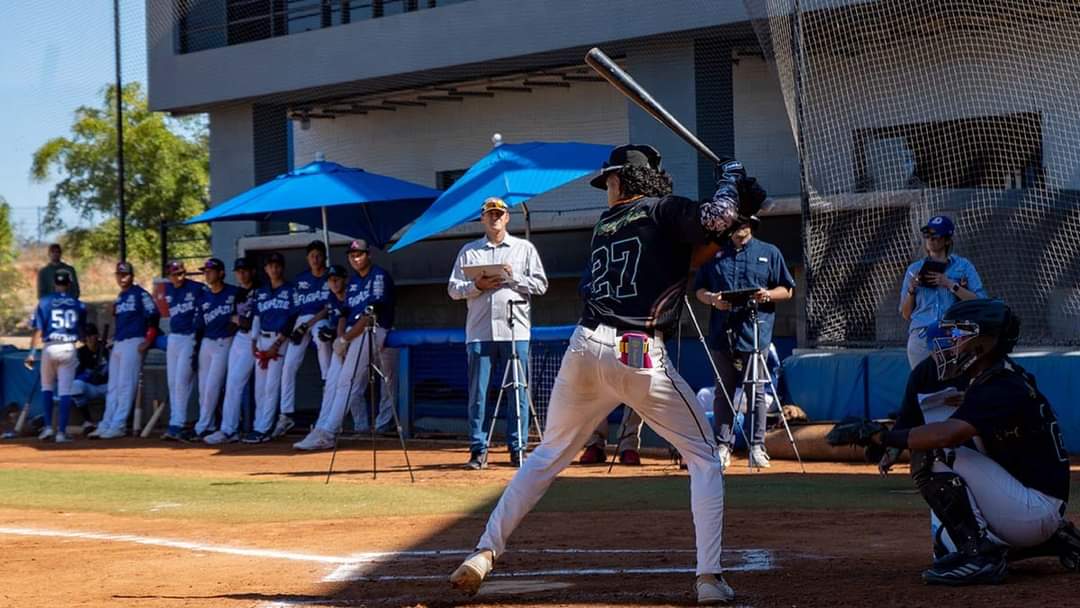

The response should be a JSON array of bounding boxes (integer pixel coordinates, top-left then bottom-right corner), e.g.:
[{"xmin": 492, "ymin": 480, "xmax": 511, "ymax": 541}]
[
  {"xmin": 24, "ymin": 270, "xmax": 86, "ymax": 443},
  {"xmin": 162, "ymin": 260, "xmax": 205, "ymax": 442},
  {"xmin": 276, "ymin": 240, "xmax": 332, "ymax": 438},
  {"xmin": 90, "ymin": 262, "xmax": 160, "ymax": 439},
  {"xmin": 203, "ymin": 257, "xmax": 258, "ymax": 445},
  {"xmin": 293, "ymin": 264, "xmax": 351, "ymax": 450},
  {"xmin": 193, "ymin": 258, "xmax": 239, "ymax": 438},
  {"xmin": 243, "ymin": 252, "xmax": 299, "ymax": 443},
  {"xmin": 450, "ymin": 146, "xmax": 767, "ymax": 605}
]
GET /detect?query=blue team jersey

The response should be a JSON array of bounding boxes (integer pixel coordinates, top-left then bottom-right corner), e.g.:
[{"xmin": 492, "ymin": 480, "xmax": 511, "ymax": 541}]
[
  {"xmin": 33, "ymin": 293, "xmax": 87, "ymax": 343},
  {"xmin": 165, "ymin": 279, "xmax": 204, "ymax": 335},
  {"xmin": 114, "ymin": 285, "xmax": 158, "ymax": 341},
  {"xmin": 323, "ymin": 290, "xmax": 348, "ymax": 328},
  {"xmin": 254, "ymin": 281, "xmax": 298, "ymax": 334},
  {"xmin": 293, "ymin": 270, "xmax": 330, "ymax": 316},
  {"xmin": 344, "ymin": 266, "xmax": 395, "ymax": 329},
  {"xmin": 197, "ymin": 284, "xmax": 239, "ymax": 339}
]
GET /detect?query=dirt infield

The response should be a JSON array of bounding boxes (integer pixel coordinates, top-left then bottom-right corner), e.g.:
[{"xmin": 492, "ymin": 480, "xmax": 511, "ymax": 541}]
[{"xmin": 1, "ymin": 440, "xmax": 1076, "ymax": 607}]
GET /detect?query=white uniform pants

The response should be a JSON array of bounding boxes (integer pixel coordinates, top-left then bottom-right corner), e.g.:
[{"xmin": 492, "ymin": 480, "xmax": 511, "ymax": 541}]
[
  {"xmin": 279, "ymin": 314, "xmax": 333, "ymax": 415},
  {"xmin": 374, "ymin": 346, "xmax": 398, "ymax": 429},
  {"xmin": 40, "ymin": 342, "xmax": 78, "ymax": 396},
  {"xmin": 318, "ymin": 327, "xmax": 385, "ymax": 435},
  {"xmin": 477, "ymin": 324, "xmax": 725, "ymax": 575},
  {"xmin": 219, "ymin": 332, "xmax": 254, "ymax": 436},
  {"xmin": 166, "ymin": 333, "xmax": 197, "ymax": 428},
  {"xmin": 937, "ymin": 446, "xmax": 1065, "ymax": 550},
  {"xmin": 253, "ymin": 333, "xmax": 289, "ymax": 434},
  {"xmin": 195, "ymin": 336, "xmax": 233, "ymax": 434},
  {"xmin": 100, "ymin": 337, "xmax": 143, "ymax": 433}
]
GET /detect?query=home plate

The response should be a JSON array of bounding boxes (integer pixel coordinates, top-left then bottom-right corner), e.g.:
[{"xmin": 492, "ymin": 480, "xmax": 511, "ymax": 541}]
[{"xmin": 477, "ymin": 580, "xmax": 574, "ymax": 595}]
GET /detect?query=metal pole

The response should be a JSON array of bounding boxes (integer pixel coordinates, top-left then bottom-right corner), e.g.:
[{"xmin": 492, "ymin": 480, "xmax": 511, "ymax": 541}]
[
  {"xmin": 321, "ymin": 206, "xmax": 331, "ymax": 263},
  {"xmin": 791, "ymin": 0, "xmax": 811, "ymax": 346},
  {"xmin": 114, "ymin": 0, "xmax": 127, "ymax": 262}
]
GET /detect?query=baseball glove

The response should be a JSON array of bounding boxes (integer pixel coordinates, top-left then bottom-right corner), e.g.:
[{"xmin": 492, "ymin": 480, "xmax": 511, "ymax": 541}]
[
  {"xmin": 825, "ymin": 417, "xmax": 887, "ymax": 448},
  {"xmin": 317, "ymin": 326, "xmax": 336, "ymax": 342},
  {"xmin": 289, "ymin": 324, "xmax": 308, "ymax": 345}
]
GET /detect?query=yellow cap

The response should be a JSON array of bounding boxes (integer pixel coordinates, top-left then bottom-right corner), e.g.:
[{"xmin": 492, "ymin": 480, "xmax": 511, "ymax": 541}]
[{"xmin": 481, "ymin": 197, "xmax": 509, "ymax": 213}]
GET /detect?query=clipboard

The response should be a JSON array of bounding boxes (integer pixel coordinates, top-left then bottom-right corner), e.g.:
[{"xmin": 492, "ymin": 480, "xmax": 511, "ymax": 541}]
[{"xmin": 462, "ymin": 264, "xmax": 511, "ymax": 281}]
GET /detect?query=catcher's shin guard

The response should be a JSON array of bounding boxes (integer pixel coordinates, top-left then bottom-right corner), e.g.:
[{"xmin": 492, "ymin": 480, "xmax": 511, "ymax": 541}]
[
  {"xmin": 1055, "ymin": 520, "xmax": 1080, "ymax": 571},
  {"xmin": 911, "ymin": 451, "xmax": 987, "ymax": 558}
]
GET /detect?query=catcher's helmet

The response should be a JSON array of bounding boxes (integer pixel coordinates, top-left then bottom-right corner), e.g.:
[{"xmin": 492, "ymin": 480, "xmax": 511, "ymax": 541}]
[{"xmin": 931, "ymin": 299, "xmax": 1020, "ymax": 380}]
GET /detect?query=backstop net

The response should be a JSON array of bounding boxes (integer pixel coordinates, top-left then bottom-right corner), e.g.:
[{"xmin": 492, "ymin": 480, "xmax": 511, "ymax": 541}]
[{"xmin": 744, "ymin": 0, "xmax": 1080, "ymax": 347}]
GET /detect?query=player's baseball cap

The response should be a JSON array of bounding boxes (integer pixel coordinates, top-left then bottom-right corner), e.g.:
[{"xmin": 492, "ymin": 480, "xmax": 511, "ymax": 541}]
[
  {"xmin": 115, "ymin": 261, "xmax": 134, "ymax": 275},
  {"xmin": 264, "ymin": 252, "xmax": 286, "ymax": 266},
  {"xmin": 233, "ymin": 257, "xmax": 254, "ymax": 271},
  {"xmin": 306, "ymin": 240, "xmax": 327, "ymax": 255},
  {"xmin": 347, "ymin": 239, "xmax": 369, "ymax": 253},
  {"xmin": 327, "ymin": 264, "xmax": 348, "ymax": 278},
  {"xmin": 201, "ymin": 258, "xmax": 225, "ymax": 272},
  {"xmin": 166, "ymin": 260, "xmax": 185, "ymax": 275},
  {"xmin": 54, "ymin": 270, "xmax": 72, "ymax": 286},
  {"xmin": 481, "ymin": 197, "xmax": 509, "ymax": 215},
  {"xmin": 590, "ymin": 144, "xmax": 662, "ymax": 189},
  {"xmin": 921, "ymin": 215, "xmax": 955, "ymax": 238}
]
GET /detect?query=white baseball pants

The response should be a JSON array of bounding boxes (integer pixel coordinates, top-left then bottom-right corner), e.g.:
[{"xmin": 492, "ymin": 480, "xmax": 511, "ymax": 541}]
[
  {"xmin": 476, "ymin": 324, "xmax": 725, "ymax": 575},
  {"xmin": 279, "ymin": 313, "xmax": 333, "ymax": 415},
  {"xmin": 318, "ymin": 327, "xmax": 385, "ymax": 435},
  {"xmin": 253, "ymin": 333, "xmax": 289, "ymax": 434},
  {"xmin": 99, "ymin": 337, "xmax": 144, "ymax": 433},
  {"xmin": 195, "ymin": 336, "xmax": 233, "ymax": 434},
  {"xmin": 219, "ymin": 332, "xmax": 254, "ymax": 436},
  {"xmin": 40, "ymin": 342, "xmax": 78, "ymax": 396},
  {"xmin": 166, "ymin": 333, "xmax": 197, "ymax": 428}
]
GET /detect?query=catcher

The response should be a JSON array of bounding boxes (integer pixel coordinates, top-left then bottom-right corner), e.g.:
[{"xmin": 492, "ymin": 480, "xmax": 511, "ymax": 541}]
[{"xmin": 829, "ymin": 299, "xmax": 1079, "ymax": 585}]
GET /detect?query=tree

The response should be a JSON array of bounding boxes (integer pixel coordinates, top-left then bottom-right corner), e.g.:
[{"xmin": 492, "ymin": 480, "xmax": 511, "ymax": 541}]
[
  {"xmin": 30, "ymin": 82, "xmax": 209, "ymax": 268},
  {"xmin": 0, "ymin": 197, "xmax": 26, "ymax": 333}
]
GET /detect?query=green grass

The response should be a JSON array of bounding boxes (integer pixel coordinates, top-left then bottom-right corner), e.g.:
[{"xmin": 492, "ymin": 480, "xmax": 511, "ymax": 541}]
[{"xmin": 0, "ymin": 468, "xmax": 938, "ymax": 524}]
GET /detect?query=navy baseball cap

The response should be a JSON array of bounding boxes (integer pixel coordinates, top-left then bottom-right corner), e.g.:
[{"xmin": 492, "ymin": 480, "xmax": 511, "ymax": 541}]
[
  {"xmin": 233, "ymin": 257, "xmax": 254, "ymax": 271},
  {"xmin": 327, "ymin": 264, "xmax": 348, "ymax": 278},
  {"xmin": 166, "ymin": 260, "xmax": 185, "ymax": 274},
  {"xmin": 921, "ymin": 215, "xmax": 955, "ymax": 238},
  {"xmin": 264, "ymin": 252, "xmax": 286, "ymax": 266},
  {"xmin": 201, "ymin": 258, "xmax": 225, "ymax": 272},
  {"xmin": 54, "ymin": 270, "xmax": 72, "ymax": 286},
  {"xmin": 590, "ymin": 144, "xmax": 662, "ymax": 189},
  {"xmin": 115, "ymin": 261, "xmax": 134, "ymax": 275}
]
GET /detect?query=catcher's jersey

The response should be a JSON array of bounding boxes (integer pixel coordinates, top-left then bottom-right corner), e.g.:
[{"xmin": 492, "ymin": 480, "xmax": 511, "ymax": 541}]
[
  {"xmin": 33, "ymin": 293, "xmax": 87, "ymax": 343},
  {"xmin": 580, "ymin": 195, "xmax": 714, "ymax": 335},
  {"xmin": 197, "ymin": 284, "xmax": 239, "ymax": 339},
  {"xmin": 164, "ymin": 279, "xmax": 204, "ymax": 335},
  {"xmin": 951, "ymin": 359, "xmax": 1070, "ymax": 501},
  {"xmin": 293, "ymin": 269, "xmax": 329, "ymax": 316}
]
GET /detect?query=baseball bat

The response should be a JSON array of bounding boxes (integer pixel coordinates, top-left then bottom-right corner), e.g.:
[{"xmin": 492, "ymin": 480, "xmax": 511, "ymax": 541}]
[
  {"xmin": 14, "ymin": 378, "xmax": 39, "ymax": 434},
  {"xmin": 141, "ymin": 401, "xmax": 165, "ymax": 438},
  {"xmin": 585, "ymin": 47, "xmax": 723, "ymax": 165}
]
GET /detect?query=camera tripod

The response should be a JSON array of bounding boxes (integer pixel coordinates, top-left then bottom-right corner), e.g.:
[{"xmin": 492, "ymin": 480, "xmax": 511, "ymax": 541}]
[{"xmin": 482, "ymin": 300, "xmax": 544, "ymax": 468}]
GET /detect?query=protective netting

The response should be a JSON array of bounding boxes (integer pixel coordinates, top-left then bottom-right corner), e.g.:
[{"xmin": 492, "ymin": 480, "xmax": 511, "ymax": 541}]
[{"xmin": 744, "ymin": 0, "xmax": 1080, "ymax": 347}]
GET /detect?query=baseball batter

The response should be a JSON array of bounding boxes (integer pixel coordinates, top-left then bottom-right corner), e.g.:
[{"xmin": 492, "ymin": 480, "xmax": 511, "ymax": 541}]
[
  {"xmin": 24, "ymin": 270, "xmax": 86, "ymax": 443},
  {"xmin": 243, "ymin": 252, "xmax": 298, "ymax": 443},
  {"xmin": 91, "ymin": 262, "xmax": 160, "ymax": 439},
  {"xmin": 193, "ymin": 258, "xmax": 239, "ymax": 437},
  {"xmin": 203, "ymin": 257, "xmax": 258, "ymax": 445},
  {"xmin": 163, "ymin": 260, "xmax": 205, "ymax": 441},
  {"xmin": 449, "ymin": 146, "xmax": 767, "ymax": 605},
  {"xmin": 277, "ymin": 240, "xmax": 333, "ymax": 438}
]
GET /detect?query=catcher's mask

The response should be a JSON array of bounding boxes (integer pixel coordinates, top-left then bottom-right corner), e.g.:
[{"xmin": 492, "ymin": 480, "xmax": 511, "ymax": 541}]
[{"xmin": 931, "ymin": 299, "xmax": 1019, "ymax": 380}]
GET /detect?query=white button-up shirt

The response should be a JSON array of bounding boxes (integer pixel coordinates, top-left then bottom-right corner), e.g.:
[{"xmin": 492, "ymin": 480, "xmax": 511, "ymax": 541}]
[{"xmin": 448, "ymin": 233, "xmax": 548, "ymax": 342}]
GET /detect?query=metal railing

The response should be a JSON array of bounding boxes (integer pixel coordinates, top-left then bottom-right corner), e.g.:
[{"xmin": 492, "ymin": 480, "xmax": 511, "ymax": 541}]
[{"xmin": 178, "ymin": 0, "xmax": 474, "ymax": 54}]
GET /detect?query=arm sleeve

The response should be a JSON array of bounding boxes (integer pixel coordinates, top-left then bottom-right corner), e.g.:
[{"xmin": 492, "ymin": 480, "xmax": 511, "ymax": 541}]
[
  {"xmin": 448, "ymin": 250, "xmax": 481, "ymax": 300},
  {"xmin": 509, "ymin": 243, "xmax": 549, "ymax": 296}
]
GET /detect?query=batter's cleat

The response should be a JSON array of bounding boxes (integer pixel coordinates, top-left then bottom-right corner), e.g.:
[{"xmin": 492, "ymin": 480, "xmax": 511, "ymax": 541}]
[
  {"xmin": 202, "ymin": 431, "xmax": 238, "ymax": 445},
  {"xmin": 293, "ymin": 429, "xmax": 335, "ymax": 451},
  {"xmin": 241, "ymin": 431, "xmax": 271, "ymax": 444},
  {"xmin": 717, "ymin": 444, "xmax": 732, "ymax": 471},
  {"xmin": 271, "ymin": 415, "xmax": 296, "ymax": 439},
  {"xmin": 54, "ymin": 432, "xmax": 72, "ymax": 444},
  {"xmin": 450, "ymin": 549, "xmax": 494, "ymax": 595},
  {"xmin": 465, "ymin": 452, "xmax": 486, "ymax": 470},
  {"xmin": 97, "ymin": 427, "xmax": 126, "ymax": 440},
  {"xmin": 37, "ymin": 427, "xmax": 55, "ymax": 441},
  {"xmin": 749, "ymin": 445, "xmax": 771, "ymax": 468},
  {"xmin": 578, "ymin": 444, "xmax": 606, "ymax": 465},
  {"xmin": 922, "ymin": 545, "xmax": 1007, "ymax": 586},
  {"xmin": 696, "ymin": 573, "xmax": 735, "ymax": 604},
  {"xmin": 619, "ymin": 449, "xmax": 642, "ymax": 466}
]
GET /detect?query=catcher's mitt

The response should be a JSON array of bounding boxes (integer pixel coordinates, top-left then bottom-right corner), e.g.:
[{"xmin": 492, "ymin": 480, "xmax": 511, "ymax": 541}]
[
  {"xmin": 826, "ymin": 417, "xmax": 887, "ymax": 447},
  {"xmin": 317, "ymin": 326, "xmax": 336, "ymax": 342}
]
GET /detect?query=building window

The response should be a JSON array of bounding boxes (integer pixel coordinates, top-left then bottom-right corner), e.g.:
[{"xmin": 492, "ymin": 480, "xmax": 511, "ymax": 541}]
[{"xmin": 436, "ymin": 169, "xmax": 467, "ymax": 190}]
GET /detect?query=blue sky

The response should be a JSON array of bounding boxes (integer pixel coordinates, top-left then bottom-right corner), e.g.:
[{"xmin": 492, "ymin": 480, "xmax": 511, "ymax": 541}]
[{"xmin": 1, "ymin": 0, "xmax": 147, "ymax": 240}]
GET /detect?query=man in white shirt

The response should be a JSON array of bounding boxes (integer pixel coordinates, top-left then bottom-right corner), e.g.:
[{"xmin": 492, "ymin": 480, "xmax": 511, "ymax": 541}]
[{"xmin": 449, "ymin": 197, "xmax": 548, "ymax": 470}]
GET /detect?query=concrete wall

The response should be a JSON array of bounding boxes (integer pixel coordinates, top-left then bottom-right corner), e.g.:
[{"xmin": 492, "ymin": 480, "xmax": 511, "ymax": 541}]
[
  {"xmin": 734, "ymin": 55, "xmax": 800, "ymax": 197},
  {"xmin": 208, "ymin": 104, "xmax": 258, "ymax": 269}
]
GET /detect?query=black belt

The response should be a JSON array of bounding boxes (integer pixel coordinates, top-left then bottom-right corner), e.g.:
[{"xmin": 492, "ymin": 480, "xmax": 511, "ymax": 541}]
[{"xmin": 580, "ymin": 317, "xmax": 657, "ymax": 337}]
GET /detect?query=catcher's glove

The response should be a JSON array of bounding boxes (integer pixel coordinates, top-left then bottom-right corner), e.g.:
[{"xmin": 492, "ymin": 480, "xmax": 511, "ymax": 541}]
[
  {"xmin": 289, "ymin": 324, "xmax": 309, "ymax": 345},
  {"xmin": 317, "ymin": 326, "xmax": 336, "ymax": 342},
  {"xmin": 825, "ymin": 417, "xmax": 887, "ymax": 448}
]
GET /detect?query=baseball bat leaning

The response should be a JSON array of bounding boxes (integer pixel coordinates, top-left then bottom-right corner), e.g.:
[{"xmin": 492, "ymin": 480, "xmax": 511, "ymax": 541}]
[
  {"xmin": 585, "ymin": 47, "xmax": 723, "ymax": 165},
  {"xmin": 13, "ymin": 379, "xmax": 40, "ymax": 434},
  {"xmin": 140, "ymin": 401, "xmax": 165, "ymax": 438}
]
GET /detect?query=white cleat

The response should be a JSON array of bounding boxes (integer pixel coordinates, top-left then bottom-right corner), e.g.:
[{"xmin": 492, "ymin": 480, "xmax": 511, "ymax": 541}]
[
  {"xmin": 749, "ymin": 445, "xmax": 771, "ymax": 469},
  {"xmin": 54, "ymin": 432, "xmax": 72, "ymax": 444},
  {"xmin": 37, "ymin": 427, "xmax": 55, "ymax": 441},
  {"xmin": 96, "ymin": 427, "xmax": 126, "ymax": 440},
  {"xmin": 718, "ymin": 444, "xmax": 731, "ymax": 471},
  {"xmin": 271, "ymin": 415, "xmax": 296, "ymax": 439},
  {"xmin": 202, "ymin": 431, "xmax": 237, "ymax": 445},
  {"xmin": 450, "ymin": 549, "xmax": 494, "ymax": 595},
  {"xmin": 292, "ymin": 430, "xmax": 335, "ymax": 451},
  {"xmin": 696, "ymin": 573, "xmax": 735, "ymax": 605}
]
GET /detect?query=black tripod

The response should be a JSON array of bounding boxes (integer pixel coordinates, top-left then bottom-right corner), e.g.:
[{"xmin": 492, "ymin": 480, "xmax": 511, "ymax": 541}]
[
  {"xmin": 482, "ymin": 300, "xmax": 544, "ymax": 468},
  {"xmin": 326, "ymin": 307, "xmax": 415, "ymax": 483}
]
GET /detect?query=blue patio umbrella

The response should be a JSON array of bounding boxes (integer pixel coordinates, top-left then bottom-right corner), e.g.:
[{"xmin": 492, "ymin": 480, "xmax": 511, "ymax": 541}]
[
  {"xmin": 389, "ymin": 141, "xmax": 613, "ymax": 251},
  {"xmin": 186, "ymin": 160, "xmax": 441, "ymax": 250}
]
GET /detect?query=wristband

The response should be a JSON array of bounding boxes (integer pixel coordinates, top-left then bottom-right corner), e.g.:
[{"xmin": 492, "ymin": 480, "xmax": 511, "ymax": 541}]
[{"xmin": 881, "ymin": 428, "xmax": 910, "ymax": 449}]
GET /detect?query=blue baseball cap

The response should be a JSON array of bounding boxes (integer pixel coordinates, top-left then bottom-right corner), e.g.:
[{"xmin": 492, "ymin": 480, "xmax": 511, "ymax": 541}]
[
  {"xmin": 327, "ymin": 264, "xmax": 348, "ymax": 278},
  {"xmin": 921, "ymin": 215, "xmax": 955, "ymax": 238},
  {"xmin": 233, "ymin": 257, "xmax": 254, "ymax": 271}
]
